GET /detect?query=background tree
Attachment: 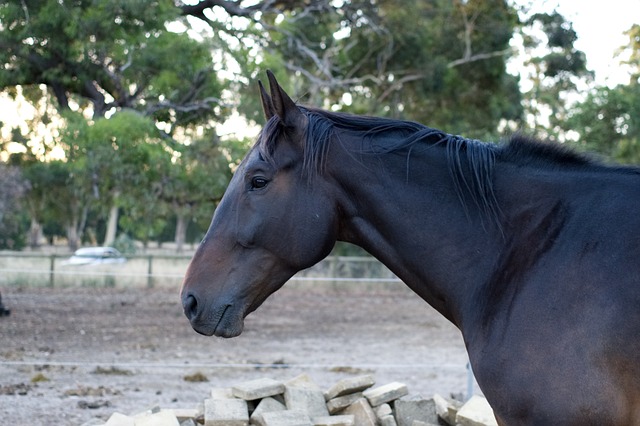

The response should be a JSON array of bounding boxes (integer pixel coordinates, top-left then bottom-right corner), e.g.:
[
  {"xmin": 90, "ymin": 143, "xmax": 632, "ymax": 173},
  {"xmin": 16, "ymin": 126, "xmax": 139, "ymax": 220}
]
[
  {"xmin": 208, "ymin": 0, "xmax": 523, "ymax": 139},
  {"xmin": 161, "ymin": 134, "xmax": 244, "ymax": 252},
  {"xmin": 16, "ymin": 158, "xmax": 67, "ymax": 248},
  {"xmin": 0, "ymin": 164, "xmax": 29, "ymax": 249},
  {"xmin": 1, "ymin": 0, "xmax": 232, "ymax": 250},
  {"xmin": 0, "ymin": 0, "xmax": 224, "ymax": 124},
  {"xmin": 620, "ymin": 24, "xmax": 640, "ymax": 84},
  {"xmin": 519, "ymin": 11, "xmax": 592, "ymax": 139},
  {"xmin": 563, "ymin": 24, "xmax": 640, "ymax": 163},
  {"xmin": 80, "ymin": 111, "xmax": 168, "ymax": 247}
]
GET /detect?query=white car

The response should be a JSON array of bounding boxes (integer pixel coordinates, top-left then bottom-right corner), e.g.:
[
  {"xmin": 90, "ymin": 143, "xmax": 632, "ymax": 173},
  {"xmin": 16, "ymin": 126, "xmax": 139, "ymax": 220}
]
[{"xmin": 62, "ymin": 247, "xmax": 127, "ymax": 266}]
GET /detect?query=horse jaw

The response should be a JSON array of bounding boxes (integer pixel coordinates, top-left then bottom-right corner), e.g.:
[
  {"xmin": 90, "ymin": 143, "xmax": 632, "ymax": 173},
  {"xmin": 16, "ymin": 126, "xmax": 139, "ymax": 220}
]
[{"xmin": 181, "ymin": 246, "xmax": 296, "ymax": 339}]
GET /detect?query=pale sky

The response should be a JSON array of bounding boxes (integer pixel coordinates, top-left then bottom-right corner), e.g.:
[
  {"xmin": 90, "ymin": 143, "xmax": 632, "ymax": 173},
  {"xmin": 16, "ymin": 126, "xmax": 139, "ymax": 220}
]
[{"xmin": 521, "ymin": 0, "xmax": 638, "ymax": 86}]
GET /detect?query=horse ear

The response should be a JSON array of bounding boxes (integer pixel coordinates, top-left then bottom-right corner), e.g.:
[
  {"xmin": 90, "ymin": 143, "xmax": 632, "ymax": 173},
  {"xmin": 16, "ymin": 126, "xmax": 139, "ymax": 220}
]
[
  {"xmin": 266, "ymin": 70, "xmax": 305, "ymax": 129},
  {"xmin": 258, "ymin": 80, "xmax": 275, "ymax": 120}
]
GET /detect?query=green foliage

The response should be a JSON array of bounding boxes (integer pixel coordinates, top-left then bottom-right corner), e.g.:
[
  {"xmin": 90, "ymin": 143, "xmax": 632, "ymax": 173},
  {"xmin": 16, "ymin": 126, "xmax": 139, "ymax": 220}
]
[
  {"xmin": 0, "ymin": 0, "xmax": 224, "ymax": 127},
  {"xmin": 112, "ymin": 234, "xmax": 136, "ymax": 255},
  {"xmin": 620, "ymin": 25, "xmax": 640, "ymax": 83},
  {"xmin": 158, "ymin": 133, "xmax": 241, "ymax": 244},
  {"xmin": 560, "ymin": 22, "xmax": 640, "ymax": 164},
  {"xmin": 258, "ymin": 0, "xmax": 522, "ymax": 139},
  {"xmin": 68, "ymin": 111, "xmax": 173, "ymax": 245},
  {"xmin": 19, "ymin": 158, "xmax": 87, "ymax": 235},
  {"xmin": 520, "ymin": 11, "xmax": 593, "ymax": 139},
  {"xmin": 0, "ymin": 164, "xmax": 29, "ymax": 249},
  {"xmin": 565, "ymin": 83, "xmax": 640, "ymax": 163}
]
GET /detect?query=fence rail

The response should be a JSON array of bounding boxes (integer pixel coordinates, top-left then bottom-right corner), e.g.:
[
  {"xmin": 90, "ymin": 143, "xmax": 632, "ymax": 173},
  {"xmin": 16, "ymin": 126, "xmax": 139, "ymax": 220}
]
[{"xmin": 0, "ymin": 253, "xmax": 400, "ymax": 288}]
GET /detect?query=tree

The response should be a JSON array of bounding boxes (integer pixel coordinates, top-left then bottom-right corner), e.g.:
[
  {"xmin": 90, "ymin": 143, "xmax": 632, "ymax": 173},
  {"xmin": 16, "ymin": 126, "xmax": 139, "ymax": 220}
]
[
  {"xmin": 620, "ymin": 24, "xmax": 640, "ymax": 85},
  {"xmin": 160, "ymin": 134, "xmax": 241, "ymax": 252},
  {"xmin": 563, "ymin": 24, "xmax": 640, "ymax": 163},
  {"xmin": 15, "ymin": 156, "xmax": 90, "ymax": 250},
  {"xmin": 0, "ymin": 0, "xmax": 224, "ymax": 125},
  {"xmin": 81, "ymin": 111, "xmax": 168, "ymax": 246},
  {"xmin": 219, "ymin": 0, "xmax": 523, "ymax": 138},
  {"xmin": 0, "ymin": 163, "xmax": 28, "ymax": 249},
  {"xmin": 1, "ymin": 0, "xmax": 233, "ymax": 250},
  {"xmin": 17, "ymin": 158, "xmax": 66, "ymax": 248},
  {"xmin": 177, "ymin": 0, "xmax": 524, "ymax": 138},
  {"xmin": 519, "ymin": 11, "xmax": 592, "ymax": 139}
]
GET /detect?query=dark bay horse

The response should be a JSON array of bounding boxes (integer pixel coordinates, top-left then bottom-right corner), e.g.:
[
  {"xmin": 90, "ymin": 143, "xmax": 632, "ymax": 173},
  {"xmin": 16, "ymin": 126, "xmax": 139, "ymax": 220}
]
[{"xmin": 181, "ymin": 71, "xmax": 640, "ymax": 425}]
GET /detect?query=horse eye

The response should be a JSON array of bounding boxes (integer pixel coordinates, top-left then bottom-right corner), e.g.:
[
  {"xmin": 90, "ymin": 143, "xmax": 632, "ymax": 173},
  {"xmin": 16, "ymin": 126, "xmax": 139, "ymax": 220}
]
[{"xmin": 251, "ymin": 177, "xmax": 269, "ymax": 189}]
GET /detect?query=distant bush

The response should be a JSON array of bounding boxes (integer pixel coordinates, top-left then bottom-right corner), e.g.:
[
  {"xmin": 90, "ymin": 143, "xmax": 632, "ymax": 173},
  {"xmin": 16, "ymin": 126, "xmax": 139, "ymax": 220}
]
[{"xmin": 113, "ymin": 234, "xmax": 136, "ymax": 255}]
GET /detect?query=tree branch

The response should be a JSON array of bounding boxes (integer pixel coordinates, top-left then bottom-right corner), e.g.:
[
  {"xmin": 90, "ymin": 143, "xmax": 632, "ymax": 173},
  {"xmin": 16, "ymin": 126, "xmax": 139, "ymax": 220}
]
[
  {"xmin": 447, "ymin": 49, "xmax": 511, "ymax": 68},
  {"xmin": 178, "ymin": 0, "xmax": 265, "ymax": 20},
  {"xmin": 146, "ymin": 97, "xmax": 228, "ymax": 115}
]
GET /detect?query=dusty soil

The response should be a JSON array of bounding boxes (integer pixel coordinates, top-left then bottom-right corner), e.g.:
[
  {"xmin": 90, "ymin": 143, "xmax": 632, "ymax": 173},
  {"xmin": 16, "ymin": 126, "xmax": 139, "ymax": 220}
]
[{"xmin": 0, "ymin": 283, "xmax": 470, "ymax": 425}]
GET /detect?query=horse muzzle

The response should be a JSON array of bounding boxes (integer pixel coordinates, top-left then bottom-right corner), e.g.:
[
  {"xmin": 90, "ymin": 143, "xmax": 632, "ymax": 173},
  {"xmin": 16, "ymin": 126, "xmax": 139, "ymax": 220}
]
[{"xmin": 182, "ymin": 293, "xmax": 245, "ymax": 338}]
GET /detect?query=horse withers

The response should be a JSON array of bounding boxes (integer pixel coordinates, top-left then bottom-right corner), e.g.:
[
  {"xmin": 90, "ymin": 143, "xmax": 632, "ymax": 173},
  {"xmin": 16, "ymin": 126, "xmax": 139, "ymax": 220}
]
[{"xmin": 181, "ymin": 71, "xmax": 640, "ymax": 425}]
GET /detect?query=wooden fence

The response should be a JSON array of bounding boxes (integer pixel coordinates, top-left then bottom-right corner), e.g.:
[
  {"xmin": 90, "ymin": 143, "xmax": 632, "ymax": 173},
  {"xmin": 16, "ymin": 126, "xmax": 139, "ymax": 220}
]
[{"xmin": 0, "ymin": 253, "xmax": 400, "ymax": 289}]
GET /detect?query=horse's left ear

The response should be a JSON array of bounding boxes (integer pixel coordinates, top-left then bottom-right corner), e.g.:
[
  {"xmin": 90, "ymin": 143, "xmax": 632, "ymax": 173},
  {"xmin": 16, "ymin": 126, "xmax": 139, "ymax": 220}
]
[
  {"xmin": 266, "ymin": 70, "xmax": 305, "ymax": 129},
  {"xmin": 258, "ymin": 80, "xmax": 275, "ymax": 121}
]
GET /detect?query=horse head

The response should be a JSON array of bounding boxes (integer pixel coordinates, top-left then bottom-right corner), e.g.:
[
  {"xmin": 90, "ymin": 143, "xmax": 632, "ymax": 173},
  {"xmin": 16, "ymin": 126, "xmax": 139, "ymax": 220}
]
[{"xmin": 180, "ymin": 72, "xmax": 340, "ymax": 337}]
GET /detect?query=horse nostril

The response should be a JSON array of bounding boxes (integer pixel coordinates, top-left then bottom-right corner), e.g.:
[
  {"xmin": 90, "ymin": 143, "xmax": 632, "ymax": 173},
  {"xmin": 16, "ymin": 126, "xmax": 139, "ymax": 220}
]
[{"xmin": 183, "ymin": 294, "xmax": 199, "ymax": 320}]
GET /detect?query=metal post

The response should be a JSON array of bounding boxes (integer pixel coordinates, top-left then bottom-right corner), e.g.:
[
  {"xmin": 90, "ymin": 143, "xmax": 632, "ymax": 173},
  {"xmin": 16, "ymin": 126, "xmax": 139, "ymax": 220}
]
[
  {"xmin": 147, "ymin": 255, "xmax": 153, "ymax": 288},
  {"xmin": 49, "ymin": 255, "xmax": 55, "ymax": 288},
  {"xmin": 466, "ymin": 362, "xmax": 474, "ymax": 401}
]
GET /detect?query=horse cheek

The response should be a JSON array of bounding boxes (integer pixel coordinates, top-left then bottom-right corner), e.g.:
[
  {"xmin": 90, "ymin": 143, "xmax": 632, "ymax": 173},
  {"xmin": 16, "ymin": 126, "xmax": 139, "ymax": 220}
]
[
  {"xmin": 235, "ymin": 206, "xmax": 263, "ymax": 249},
  {"xmin": 294, "ymin": 204, "xmax": 337, "ymax": 268}
]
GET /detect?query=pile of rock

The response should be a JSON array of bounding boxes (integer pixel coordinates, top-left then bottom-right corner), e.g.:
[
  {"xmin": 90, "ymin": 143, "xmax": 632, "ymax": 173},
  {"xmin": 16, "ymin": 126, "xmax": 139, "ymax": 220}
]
[{"xmin": 91, "ymin": 374, "xmax": 497, "ymax": 426}]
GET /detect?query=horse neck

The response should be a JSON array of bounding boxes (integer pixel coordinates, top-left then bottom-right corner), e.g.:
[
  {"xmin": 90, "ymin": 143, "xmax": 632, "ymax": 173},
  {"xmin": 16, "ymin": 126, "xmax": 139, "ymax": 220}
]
[{"xmin": 329, "ymin": 137, "xmax": 503, "ymax": 329}]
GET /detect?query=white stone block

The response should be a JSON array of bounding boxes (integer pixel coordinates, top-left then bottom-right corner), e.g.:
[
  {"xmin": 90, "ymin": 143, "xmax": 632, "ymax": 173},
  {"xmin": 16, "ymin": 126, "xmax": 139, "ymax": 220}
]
[
  {"xmin": 312, "ymin": 414, "xmax": 355, "ymax": 426},
  {"xmin": 134, "ymin": 410, "xmax": 180, "ymax": 426},
  {"xmin": 324, "ymin": 375, "xmax": 375, "ymax": 400},
  {"xmin": 204, "ymin": 398, "xmax": 249, "ymax": 426},
  {"xmin": 456, "ymin": 395, "xmax": 498, "ymax": 426},
  {"xmin": 326, "ymin": 393, "xmax": 363, "ymax": 414},
  {"xmin": 232, "ymin": 378, "xmax": 285, "ymax": 400},
  {"xmin": 104, "ymin": 413, "xmax": 134, "ymax": 426},
  {"xmin": 342, "ymin": 398, "xmax": 377, "ymax": 426},
  {"xmin": 285, "ymin": 385, "xmax": 329, "ymax": 418},
  {"xmin": 362, "ymin": 382, "xmax": 408, "ymax": 407},
  {"xmin": 253, "ymin": 409, "xmax": 313, "ymax": 426}
]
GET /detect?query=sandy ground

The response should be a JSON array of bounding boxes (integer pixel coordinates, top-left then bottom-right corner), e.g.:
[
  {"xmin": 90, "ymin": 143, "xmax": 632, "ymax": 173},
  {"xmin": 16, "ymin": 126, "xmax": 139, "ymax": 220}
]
[{"xmin": 0, "ymin": 283, "xmax": 471, "ymax": 425}]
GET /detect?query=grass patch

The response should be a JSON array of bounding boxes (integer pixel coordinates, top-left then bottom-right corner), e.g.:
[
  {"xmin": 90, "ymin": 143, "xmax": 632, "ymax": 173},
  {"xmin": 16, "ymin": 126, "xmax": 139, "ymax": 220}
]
[
  {"xmin": 91, "ymin": 366, "xmax": 133, "ymax": 376},
  {"xmin": 183, "ymin": 372, "xmax": 209, "ymax": 382},
  {"xmin": 30, "ymin": 373, "xmax": 50, "ymax": 383}
]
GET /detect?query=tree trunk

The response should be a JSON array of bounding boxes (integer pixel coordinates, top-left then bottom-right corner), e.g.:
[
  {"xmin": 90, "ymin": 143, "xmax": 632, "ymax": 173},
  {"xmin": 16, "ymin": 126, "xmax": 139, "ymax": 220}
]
[
  {"xmin": 174, "ymin": 213, "xmax": 187, "ymax": 254},
  {"xmin": 67, "ymin": 220, "xmax": 79, "ymax": 251},
  {"xmin": 67, "ymin": 204, "xmax": 89, "ymax": 251},
  {"xmin": 104, "ymin": 205, "xmax": 119, "ymax": 246},
  {"xmin": 28, "ymin": 218, "xmax": 42, "ymax": 249}
]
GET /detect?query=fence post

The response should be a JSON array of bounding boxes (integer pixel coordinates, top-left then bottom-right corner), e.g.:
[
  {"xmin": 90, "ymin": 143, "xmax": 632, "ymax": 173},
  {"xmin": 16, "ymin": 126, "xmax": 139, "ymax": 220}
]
[
  {"xmin": 147, "ymin": 255, "xmax": 154, "ymax": 288},
  {"xmin": 49, "ymin": 255, "xmax": 55, "ymax": 288},
  {"xmin": 329, "ymin": 257, "xmax": 338, "ymax": 290}
]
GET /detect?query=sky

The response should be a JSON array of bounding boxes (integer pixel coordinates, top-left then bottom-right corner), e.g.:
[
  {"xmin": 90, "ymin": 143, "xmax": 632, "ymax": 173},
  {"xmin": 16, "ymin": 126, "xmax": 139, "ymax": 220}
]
[{"xmin": 520, "ymin": 0, "xmax": 638, "ymax": 86}]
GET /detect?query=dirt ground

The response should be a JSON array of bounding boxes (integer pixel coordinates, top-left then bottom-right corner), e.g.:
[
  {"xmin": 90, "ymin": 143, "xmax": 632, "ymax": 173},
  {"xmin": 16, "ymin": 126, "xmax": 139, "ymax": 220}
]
[{"xmin": 0, "ymin": 283, "xmax": 471, "ymax": 425}]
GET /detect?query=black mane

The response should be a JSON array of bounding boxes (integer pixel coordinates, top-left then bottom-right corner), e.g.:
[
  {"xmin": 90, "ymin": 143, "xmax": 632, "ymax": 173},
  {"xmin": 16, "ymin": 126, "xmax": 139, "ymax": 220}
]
[
  {"xmin": 257, "ymin": 106, "xmax": 638, "ymax": 230},
  {"xmin": 292, "ymin": 107, "xmax": 640, "ymax": 173},
  {"xmin": 501, "ymin": 135, "xmax": 598, "ymax": 169}
]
